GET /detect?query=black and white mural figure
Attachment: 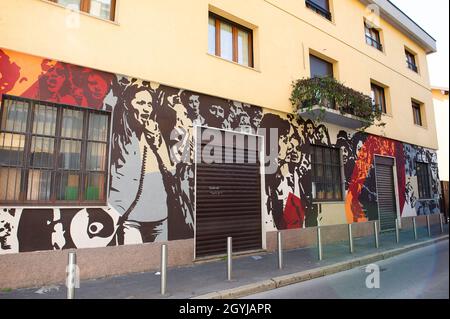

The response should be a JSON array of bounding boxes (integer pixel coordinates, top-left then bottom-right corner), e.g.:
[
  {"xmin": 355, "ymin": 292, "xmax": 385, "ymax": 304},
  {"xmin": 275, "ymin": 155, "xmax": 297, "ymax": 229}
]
[
  {"xmin": 69, "ymin": 208, "xmax": 118, "ymax": 248},
  {"xmin": 203, "ymin": 99, "xmax": 228, "ymax": 129},
  {"xmin": 402, "ymin": 143, "xmax": 440, "ymax": 216},
  {"xmin": 159, "ymin": 88, "xmax": 195, "ymax": 238},
  {"xmin": 259, "ymin": 114, "xmax": 311, "ymax": 230},
  {"xmin": 187, "ymin": 94, "xmax": 206, "ymax": 126},
  {"xmin": 335, "ymin": 131, "xmax": 357, "ymax": 180},
  {"xmin": 109, "ymin": 78, "xmax": 169, "ymax": 243},
  {"xmin": 305, "ymin": 119, "xmax": 317, "ymax": 145},
  {"xmin": 0, "ymin": 208, "xmax": 17, "ymax": 252},
  {"xmin": 0, "ymin": 49, "xmax": 443, "ymax": 255},
  {"xmin": 193, "ymin": 95, "xmax": 263, "ymax": 133},
  {"xmin": 314, "ymin": 124, "xmax": 331, "ymax": 146},
  {"xmin": 3, "ymin": 208, "xmax": 119, "ymax": 252},
  {"xmin": 247, "ymin": 105, "xmax": 264, "ymax": 134},
  {"xmin": 260, "ymin": 113, "xmax": 291, "ymax": 229},
  {"xmin": 110, "ymin": 79, "xmax": 194, "ymax": 243},
  {"xmin": 225, "ymin": 102, "xmax": 252, "ymax": 132}
]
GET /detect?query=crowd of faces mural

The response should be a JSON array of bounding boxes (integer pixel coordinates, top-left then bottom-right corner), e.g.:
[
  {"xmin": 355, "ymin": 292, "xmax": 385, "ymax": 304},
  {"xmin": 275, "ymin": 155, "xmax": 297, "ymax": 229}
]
[{"xmin": 0, "ymin": 48, "xmax": 441, "ymax": 254}]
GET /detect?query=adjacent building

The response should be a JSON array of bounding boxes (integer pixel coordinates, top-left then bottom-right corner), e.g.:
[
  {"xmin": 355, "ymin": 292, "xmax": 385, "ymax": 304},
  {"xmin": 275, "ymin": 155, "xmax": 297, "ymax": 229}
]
[
  {"xmin": 432, "ymin": 87, "xmax": 449, "ymax": 219},
  {"xmin": 0, "ymin": 0, "xmax": 442, "ymax": 285}
]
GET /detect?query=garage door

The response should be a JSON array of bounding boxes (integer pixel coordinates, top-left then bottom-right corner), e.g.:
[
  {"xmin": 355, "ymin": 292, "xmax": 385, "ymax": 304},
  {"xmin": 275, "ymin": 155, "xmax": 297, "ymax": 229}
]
[
  {"xmin": 195, "ymin": 128, "xmax": 262, "ymax": 258},
  {"xmin": 375, "ymin": 156, "xmax": 397, "ymax": 231}
]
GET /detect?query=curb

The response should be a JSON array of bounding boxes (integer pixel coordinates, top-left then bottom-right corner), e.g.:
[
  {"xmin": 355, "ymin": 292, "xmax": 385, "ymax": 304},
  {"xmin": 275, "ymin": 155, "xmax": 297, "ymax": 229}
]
[{"xmin": 192, "ymin": 234, "xmax": 449, "ymax": 299}]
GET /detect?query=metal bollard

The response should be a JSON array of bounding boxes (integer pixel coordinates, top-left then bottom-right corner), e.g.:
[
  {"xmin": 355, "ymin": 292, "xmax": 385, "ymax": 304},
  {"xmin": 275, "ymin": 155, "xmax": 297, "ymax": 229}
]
[
  {"xmin": 413, "ymin": 217, "xmax": 417, "ymax": 240},
  {"xmin": 67, "ymin": 252, "xmax": 76, "ymax": 299},
  {"xmin": 277, "ymin": 231, "xmax": 283, "ymax": 270},
  {"xmin": 317, "ymin": 227, "xmax": 323, "ymax": 261},
  {"xmin": 160, "ymin": 244, "xmax": 167, "ymax": 295},
  {"xmin": 426, "ymin": 215, "xmax": 431, "ymax": 237},
  {"xmin": 374, "ymin": 221, "xmax": 379, "ymax": 249},
  {"xmin": 440, "ymin": 214, "xmax": 444, "ymax": 234},
  {"xmin": 348, "ymin": 223, "xmax": 354, "ymax": 254},
  {"xmin": 227, "ymin": 237, "xmax": 232, "ymax": 281},
  {"xmin": 395, "ymin": 218, "xmax": 400, "ymax": 244}
]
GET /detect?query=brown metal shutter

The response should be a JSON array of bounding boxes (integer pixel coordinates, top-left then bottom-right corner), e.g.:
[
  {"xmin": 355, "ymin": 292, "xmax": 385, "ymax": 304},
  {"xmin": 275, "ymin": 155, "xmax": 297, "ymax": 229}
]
[
  {"xmin": 375, "ymin": 156, "xmax": 397, "ymax": 231},
  {"xmin": 195, "ymin": 128, "xmax": 262, "ymax": 258}
]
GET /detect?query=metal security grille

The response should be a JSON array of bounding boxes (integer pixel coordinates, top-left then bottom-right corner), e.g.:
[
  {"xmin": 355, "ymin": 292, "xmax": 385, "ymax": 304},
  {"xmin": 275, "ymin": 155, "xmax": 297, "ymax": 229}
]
[
  {"xmin": 416, "ymin": 162, "xmax": 431, "ymax": 199},
  {"xmin": 311, "ymin": 145, "xmax": 342, "ymax": 201},
  {"xmin": 375, "ymin": 156, "xmax": 397, "ymax": 231},
  {"xmin": 0, "ymin": 95, "xmax": 110, "ymax": 205},
  {"xmin": 195, "ymin": 128, "xmax": 262, "ymax": 258}
]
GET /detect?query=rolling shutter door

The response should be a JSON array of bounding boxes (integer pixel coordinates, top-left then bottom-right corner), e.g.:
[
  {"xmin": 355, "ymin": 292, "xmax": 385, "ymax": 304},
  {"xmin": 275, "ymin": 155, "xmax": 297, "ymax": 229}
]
[
  {"xmin": 375, "ymin": 156, "xmax": 397, "ymax": 231},
  {"xmin": 195, "ymin": 128, "xmax": 262, "ymax": 258}
]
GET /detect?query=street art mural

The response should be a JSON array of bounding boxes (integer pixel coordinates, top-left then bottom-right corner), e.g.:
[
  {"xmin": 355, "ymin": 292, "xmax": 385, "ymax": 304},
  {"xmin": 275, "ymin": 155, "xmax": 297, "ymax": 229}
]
[
  {"xmin": 402, "ymin": 143, "xmax": 441, "ymax": 217},
  {"xmin": 0, "ymin": 48, "xmax": 441, "ymax": 254}
]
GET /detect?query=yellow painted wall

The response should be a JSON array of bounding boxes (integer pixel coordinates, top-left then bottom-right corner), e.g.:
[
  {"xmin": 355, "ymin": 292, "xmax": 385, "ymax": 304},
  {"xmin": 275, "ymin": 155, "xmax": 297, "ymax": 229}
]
[
  {"xmin": 432, "ymin": 89, "xmax": 449, "ymax": 181},
  {"xmin": 0, "ymin": 0, "xmax": 438, "ymax": 149}
]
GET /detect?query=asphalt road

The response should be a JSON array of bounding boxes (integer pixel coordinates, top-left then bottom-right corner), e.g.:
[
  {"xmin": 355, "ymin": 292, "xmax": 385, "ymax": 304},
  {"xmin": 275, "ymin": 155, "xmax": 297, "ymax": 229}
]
[{"xmin": 244, "ymin": 240, "xmax": 449, "ymax": 299}]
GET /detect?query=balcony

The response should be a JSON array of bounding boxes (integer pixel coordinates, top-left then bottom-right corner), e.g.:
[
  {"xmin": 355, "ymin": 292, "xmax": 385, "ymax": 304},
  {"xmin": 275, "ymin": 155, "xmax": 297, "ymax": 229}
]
[{"xmin": 291, "ymin": 77, "xmax": 380, "ymax": 130}]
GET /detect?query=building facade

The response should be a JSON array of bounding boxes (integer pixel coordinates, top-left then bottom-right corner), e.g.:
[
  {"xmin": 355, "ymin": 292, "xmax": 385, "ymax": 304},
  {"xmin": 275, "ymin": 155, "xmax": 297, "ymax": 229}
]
[
  {"xmin": 0, "ymin": 0, "xmax": 441, "ymax": 284},
  {"xmin": 432, "ymin": 87, "xmax": 449, "ymax": 219}
]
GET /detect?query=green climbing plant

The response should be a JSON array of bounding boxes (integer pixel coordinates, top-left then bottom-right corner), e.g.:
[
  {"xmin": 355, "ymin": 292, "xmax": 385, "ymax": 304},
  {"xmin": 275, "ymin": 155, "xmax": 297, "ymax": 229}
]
[{"xmin": 290, "ymin": 77, "xmax": 385, "ymax": 131}]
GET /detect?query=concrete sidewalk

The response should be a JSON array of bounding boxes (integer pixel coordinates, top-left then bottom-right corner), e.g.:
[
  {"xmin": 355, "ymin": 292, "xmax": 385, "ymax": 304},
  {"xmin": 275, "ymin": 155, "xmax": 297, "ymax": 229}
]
[{"xmin": 0, "ymin": 223, "xmax": 448, "ymax": 299}]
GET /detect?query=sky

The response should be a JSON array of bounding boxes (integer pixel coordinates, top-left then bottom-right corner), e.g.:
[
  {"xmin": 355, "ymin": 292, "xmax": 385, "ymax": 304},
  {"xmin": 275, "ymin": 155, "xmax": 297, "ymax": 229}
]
[{"xmin": 390, "ymin": 0, "xmax": 449, "ymax": 88}]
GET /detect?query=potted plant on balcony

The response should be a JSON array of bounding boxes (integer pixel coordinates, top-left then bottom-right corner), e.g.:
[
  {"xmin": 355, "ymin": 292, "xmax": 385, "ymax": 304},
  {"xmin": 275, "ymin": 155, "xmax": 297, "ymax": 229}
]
[{"xmin": 290, "ymin": 77, "xmax": 385, "ymax": 131}]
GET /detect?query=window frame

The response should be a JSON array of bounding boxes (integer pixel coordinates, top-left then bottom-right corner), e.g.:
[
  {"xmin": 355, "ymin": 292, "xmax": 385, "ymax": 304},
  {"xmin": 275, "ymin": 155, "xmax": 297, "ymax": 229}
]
[
  {"xmin": 405, "ymin": 49, "xmax": 418, "ymax": 73},
  {"xmin": 50, "ymin": 0, "xmax": 116, "ymax": 21},
  {"xmin": 412, "ymin": 101, "xmax": 423, "ymax": 126},
  {"xmin": 416, "ymin": 162, "xmax": 432, "ymax": 199},
  {"xmin": 208, "ymin": 12, "xmax": 254, "ymax": 68},
  {"xmin": 305, "ymin": 0, "xmax": 332, "ymax": 21},
  {"xmin": 311, "ymin": 145, "xmax": 343, "ymax": 202},
  {"xmin": 309, "ymin": 54, "xmax": 334, "ymax": 79},
  {"xmin": 0, "ymin": 95, "xmax": 111, "ymax": 206},
  {"xmin": 364, "ymin": 22, "xmax": 383, "ymax": 51},
  {"xmin": 371, "ymin": 83, "xmax": 387, "ymax": 114}
]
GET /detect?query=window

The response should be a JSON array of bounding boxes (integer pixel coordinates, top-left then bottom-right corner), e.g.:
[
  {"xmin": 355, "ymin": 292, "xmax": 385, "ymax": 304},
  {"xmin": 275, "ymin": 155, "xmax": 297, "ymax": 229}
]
[
  {"xmin": 50, "ymin": 0, "xmax": 116, "ymax": 21},
  {"xmin": 310, "ymin": 55, "xmax": 334, "ymax": 78},
  {"xmin": 365, "ymin": 22, "xmax": 383, "ymax": 51},
  {"xmin": 0, "ymin": 96, "xmax": 110, "ymax": 205},
  {"xmin": 416, "ymin": 162, "xmax": 431, "ymax": 199},
  {"xmin": 305, "ymin": 0, "xmax": 332, "ymax": 21},
  {"xmin": 405, "ymin": 49, "xmax": 418, "ymax": 72},
  {"xmin": 412, "ymin": 101, "xmax": 423, "ymax": 126},
  {"xmin": 371, "ymin": 83, "xmax": 387, "ymax": 113},
  {"xmin": 311, "ymin": 145, "xmax": 342, "ymax": 201},
  {"xmin": 208, "ymin": 13, "xmax": 253, "ymax": 68}
]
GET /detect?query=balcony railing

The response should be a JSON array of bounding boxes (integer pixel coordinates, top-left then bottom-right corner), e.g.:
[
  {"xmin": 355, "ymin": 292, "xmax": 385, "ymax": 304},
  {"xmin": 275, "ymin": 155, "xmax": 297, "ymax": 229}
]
[
  {"xmin": 407, "ymin": 61, "xmax": 418, "ymax": 73},
  {"xmin": 365, "ymin": 35, "xmax": 383, "ymax": 51},
  {"xmin": 305, "ymin": 0, "xmax": 332, "ymax": 21}
]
